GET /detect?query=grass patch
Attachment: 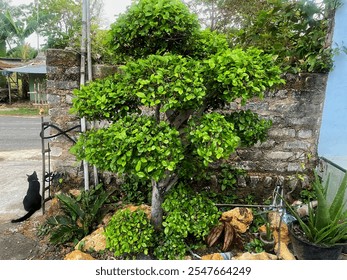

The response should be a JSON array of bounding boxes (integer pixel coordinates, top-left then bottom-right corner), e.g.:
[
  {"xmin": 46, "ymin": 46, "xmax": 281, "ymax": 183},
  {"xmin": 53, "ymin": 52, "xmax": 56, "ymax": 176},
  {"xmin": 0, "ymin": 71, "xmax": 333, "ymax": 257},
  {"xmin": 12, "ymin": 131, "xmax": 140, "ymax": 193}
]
[{"xmin": 0, "ymin": 104, "xmax": 46, "ymax": 116}]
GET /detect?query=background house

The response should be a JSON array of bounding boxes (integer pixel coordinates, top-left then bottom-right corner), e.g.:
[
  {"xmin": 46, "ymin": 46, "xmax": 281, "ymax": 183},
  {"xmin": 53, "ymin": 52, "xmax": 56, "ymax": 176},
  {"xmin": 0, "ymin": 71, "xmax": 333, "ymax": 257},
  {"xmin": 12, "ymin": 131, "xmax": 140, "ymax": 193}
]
[{"xmin": 0, "ymin": 53, "xmax": 46, "ymax": 104}]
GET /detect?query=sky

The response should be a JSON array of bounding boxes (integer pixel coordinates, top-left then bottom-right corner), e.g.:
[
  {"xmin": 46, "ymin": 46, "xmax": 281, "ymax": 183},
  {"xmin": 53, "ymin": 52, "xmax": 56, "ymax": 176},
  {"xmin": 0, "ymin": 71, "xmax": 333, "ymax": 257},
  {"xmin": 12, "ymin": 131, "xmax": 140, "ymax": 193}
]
[{"xmin": 9, "ymin": 0, "xmax": 133, "ymax": 48}]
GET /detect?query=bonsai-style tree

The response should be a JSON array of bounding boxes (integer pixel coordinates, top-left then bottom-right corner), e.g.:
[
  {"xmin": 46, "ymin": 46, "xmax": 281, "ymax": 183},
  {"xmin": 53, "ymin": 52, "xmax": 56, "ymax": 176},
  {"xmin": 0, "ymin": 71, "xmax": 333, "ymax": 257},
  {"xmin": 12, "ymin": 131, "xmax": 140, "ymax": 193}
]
[{"xmin": 71, "ymin": 0, "xmax": 284, "ymax": 230}]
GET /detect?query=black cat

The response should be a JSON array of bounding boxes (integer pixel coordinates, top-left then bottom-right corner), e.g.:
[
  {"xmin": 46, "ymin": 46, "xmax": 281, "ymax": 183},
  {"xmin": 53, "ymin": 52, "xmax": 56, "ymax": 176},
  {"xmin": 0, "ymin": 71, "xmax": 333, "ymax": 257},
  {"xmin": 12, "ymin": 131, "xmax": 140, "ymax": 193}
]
[{"xmin": 11, "ymin": 171, "xmax": 42, "ymax": 223}]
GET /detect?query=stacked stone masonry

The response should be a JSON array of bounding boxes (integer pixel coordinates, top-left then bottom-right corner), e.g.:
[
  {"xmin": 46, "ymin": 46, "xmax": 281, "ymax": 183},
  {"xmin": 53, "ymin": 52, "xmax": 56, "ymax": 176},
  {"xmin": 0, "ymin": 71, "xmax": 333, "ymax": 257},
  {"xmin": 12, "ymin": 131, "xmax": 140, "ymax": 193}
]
[{"xmin": 45, "ymin": 49, "xmax": 327, "ymax": 200}]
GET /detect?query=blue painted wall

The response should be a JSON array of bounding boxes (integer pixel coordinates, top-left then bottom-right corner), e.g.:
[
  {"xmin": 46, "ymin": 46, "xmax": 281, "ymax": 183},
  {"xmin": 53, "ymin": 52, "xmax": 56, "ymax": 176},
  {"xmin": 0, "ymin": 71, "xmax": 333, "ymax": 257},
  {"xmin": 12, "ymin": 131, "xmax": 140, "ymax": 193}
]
[{"xmin": 318, "ymin": 0, "xmax": 347, "ymax": 170}]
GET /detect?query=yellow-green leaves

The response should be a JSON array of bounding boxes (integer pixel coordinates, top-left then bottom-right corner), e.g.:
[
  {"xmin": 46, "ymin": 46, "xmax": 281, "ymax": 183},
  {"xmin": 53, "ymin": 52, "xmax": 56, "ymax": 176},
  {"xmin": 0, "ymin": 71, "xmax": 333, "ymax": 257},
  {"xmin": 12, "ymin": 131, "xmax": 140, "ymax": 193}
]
[
  {"xmin": 188, "ymin": 113, "xmax": 240, "ymax": 166},
  {"xmin": 71, "ymin": 115, "xmax": 184, "ymax": 182},
  {"xmin": 105, "ymin": 209, "xmax": 155, "ymax": 257},
  {"xmin": 204, "ymin": 48, "xmax": 285, "ymax": 104},
  {"xmin": 123, "ymin": 54, "xmax": 207, "ymax": 112},
  {"xmin": 107, "ymin": 0, "xmax": 200, "ymax": 62}
]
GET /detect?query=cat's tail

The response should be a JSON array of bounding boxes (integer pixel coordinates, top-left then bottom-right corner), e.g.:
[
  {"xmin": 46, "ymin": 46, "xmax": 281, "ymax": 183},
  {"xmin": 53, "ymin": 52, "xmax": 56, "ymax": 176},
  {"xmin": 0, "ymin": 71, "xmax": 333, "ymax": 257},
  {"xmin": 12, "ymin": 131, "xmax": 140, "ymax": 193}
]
[{"xmin": 11, "ymin": 209, "xmax": 38, "ymax": 223}]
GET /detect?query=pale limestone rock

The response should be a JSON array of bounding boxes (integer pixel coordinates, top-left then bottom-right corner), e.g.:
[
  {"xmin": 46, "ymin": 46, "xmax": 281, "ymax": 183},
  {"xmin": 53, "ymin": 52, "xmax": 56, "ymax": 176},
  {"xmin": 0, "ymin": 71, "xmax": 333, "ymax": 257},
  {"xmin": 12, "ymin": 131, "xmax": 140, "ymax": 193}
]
[
  {"xmin": 221, "ymin": 208, "xmax": 253, "ymax": 233},
  {"xmin": 232, "ymin": 251, "xmax": 277, "ymax": 260},
  {"xmin": 201, "ymin": 253, "xmax": 224, "ymax": 260},
  {"xmin": 75, "ymin": 227, "xmax": 106, "ymax": 252},
  {"xmin": 123, "ymin": 204, "xmax": 151, "ymax": 219},
  {"xmin": 275, "ymin": 242, "xmax": 296, "ymax": 260},
  {"xmin": 64, "ymin": 250, "xmax": 95, "ymax": 260}
]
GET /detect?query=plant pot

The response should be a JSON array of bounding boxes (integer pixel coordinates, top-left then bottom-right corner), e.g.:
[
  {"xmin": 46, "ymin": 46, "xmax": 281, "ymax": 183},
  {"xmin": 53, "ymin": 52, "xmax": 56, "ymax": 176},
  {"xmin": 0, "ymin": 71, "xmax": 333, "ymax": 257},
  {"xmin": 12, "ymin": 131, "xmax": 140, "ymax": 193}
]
[
  {"xmin": 259, "ymin": 232, "xmax": 275, "ymax": 253},
  {"xmin": 288, "ymin": 222, "xmax": 344, "ymax": 260}
]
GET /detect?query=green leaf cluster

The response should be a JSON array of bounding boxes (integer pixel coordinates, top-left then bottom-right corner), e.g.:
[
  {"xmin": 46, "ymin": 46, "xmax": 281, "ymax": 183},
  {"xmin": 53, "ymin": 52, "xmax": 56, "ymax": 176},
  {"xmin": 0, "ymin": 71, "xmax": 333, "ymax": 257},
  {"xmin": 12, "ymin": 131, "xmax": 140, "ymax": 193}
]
[
  {"xmin": 154, "ymin": 183, "xmax": 220, "ymax": 259},
  {"xmin": 124, "ymin": 54, "xmax": 207, "ymax": 112},
  {"xmin": 71, "ymin": 115, "xmax": 184, "ymax": 181},
  {"xmin": 104, "ymin": 209, "xmax": 155, "ymax": 257},
  {"xmin": 44, "ymin": 184, "xmax": 113, "ymax": 245},
  {"xmin": 118, "ymin": 174, "xmax": 152, "ymax": 205},
  {"xmin": 232, "ymin": 0, "xmax": 338, "ymax": 73},
  {"xmin": 286, "ymin": 172, "xmax": 347, "ymax": 245},
  {"xmin": 71, "ymin": 75, "xmax": 141, "ymax": 121},
  {"xmin": 71, "ymin": 0, "xmax": 284, "ymax": 231},
  {"xmin": 188, "ymin": 113, "xmax": 240, "ymax": 166},
  {"xmin": 204, "ymin": 48, "xmax": 285, "ymax": 105},
  {"xmin": 225, "ymin": 110, "xmax": 272, "ymax": 147},
  {"xmin": 107, "ymin": 0, "xmax": 200, "ymax": 62}
]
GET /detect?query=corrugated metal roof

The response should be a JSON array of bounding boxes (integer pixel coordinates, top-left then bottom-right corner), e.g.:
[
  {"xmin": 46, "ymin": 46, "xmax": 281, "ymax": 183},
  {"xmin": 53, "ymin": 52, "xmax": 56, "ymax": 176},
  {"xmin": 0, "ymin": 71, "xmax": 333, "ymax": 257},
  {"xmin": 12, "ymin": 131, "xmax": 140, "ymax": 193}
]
[
  {"xmin": 0, "ymin": 52, "xmax": 46, "ymax": 74},
  {"xmin": 4, "ymin": 64, "xmax": 47, "ymax": 74}
]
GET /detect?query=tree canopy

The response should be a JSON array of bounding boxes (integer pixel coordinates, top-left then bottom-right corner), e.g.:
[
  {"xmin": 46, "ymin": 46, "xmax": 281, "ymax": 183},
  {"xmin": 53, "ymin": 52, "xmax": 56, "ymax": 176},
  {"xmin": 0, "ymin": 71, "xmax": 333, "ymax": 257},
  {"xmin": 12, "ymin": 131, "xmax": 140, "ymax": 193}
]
[{"xmin": 71, "ymin": 0, "xmax": 285, "ymax": 229}]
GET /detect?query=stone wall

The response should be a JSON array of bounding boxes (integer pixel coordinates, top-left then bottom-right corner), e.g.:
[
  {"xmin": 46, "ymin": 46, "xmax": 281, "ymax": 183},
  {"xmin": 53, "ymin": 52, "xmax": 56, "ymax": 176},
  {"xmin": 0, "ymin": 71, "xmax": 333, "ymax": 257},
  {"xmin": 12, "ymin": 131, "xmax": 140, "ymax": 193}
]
[
  {"xmin": 45, "ymin": 49, "xmax": 327, "ymax": 200},
  {"xmin": 226, "ymin": 73, "xmax": 327, "ymax": 200}
]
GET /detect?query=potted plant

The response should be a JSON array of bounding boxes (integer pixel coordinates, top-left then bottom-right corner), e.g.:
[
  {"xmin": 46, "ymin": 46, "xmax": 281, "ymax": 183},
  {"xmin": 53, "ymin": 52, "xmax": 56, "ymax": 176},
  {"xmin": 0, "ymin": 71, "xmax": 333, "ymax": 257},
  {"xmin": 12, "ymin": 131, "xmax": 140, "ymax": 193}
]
[
  {"xmin": 284, "ymin": 171, "xmax": 347, "ymax": 260},
  {"xmin": 258, "ymin": 214, "xmax": 275, "ymax": 253}
]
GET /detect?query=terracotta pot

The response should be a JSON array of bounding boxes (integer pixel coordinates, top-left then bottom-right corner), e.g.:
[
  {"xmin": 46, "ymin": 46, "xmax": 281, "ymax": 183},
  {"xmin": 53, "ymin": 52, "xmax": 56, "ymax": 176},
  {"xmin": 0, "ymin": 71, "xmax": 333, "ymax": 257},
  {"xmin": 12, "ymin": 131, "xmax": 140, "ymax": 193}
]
[{"xmin": 288, "ymin": 222, "xmax": 344, "ymax": 260}]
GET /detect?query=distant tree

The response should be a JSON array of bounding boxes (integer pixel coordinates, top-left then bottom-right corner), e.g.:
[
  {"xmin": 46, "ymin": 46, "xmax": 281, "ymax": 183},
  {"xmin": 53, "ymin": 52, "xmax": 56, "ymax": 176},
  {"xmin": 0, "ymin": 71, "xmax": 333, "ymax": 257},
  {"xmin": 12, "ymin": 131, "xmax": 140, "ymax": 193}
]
[
  {"xmin": 0, "ymin": 0, "xmax": 11, "ymax": 56},
  {"xmin": 183, "ymin": 0, "xmax": 268, "ymax": 32},
  {"xmin": 37, "ymin": 0, "xmax": 103, "ymax": 49},
  {"xmin": 0, "ymin": 1, "xmax": 38, "ymax": 59},
  {"xmin": 184, "ymin": 0, "xmax": 340, "ymax": 73},
  {"xmin": 0, "ymin": 9, "xmax": 38, "ymax": 59}
]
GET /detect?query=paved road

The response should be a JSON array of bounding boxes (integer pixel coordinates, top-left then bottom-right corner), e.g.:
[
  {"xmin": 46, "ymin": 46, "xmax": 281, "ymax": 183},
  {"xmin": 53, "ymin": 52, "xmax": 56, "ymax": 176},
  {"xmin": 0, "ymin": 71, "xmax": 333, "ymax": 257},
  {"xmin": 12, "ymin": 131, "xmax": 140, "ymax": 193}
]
[
  {"xmin": 0, "ymin": 115, "xmax": 48, "ymax": 260},
  {"xmin": 0, "ymin": 116, "xmax": 43, "ymax": 222},
  {"xmin": 0, "ymin": 116, "xmax": 42, "ymax": 151}
]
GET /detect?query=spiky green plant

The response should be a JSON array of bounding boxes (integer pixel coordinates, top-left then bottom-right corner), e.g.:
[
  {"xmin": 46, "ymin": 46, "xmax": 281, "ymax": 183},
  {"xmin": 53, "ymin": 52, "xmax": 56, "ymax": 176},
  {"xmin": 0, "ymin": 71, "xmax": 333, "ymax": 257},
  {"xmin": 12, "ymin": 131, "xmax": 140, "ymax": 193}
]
[
  {"xmin": 286, "ymin": 172, "xmax": 347, "ymax": 246},
  {"xmin": 45, "ymin": 184, "xmax": 114, "ymax": 244}
]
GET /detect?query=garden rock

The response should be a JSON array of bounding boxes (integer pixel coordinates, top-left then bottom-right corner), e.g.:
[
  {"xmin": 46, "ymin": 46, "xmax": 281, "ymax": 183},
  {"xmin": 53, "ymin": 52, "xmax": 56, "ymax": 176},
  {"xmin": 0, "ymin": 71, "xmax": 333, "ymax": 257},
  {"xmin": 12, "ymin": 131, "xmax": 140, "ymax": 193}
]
[
  {"xmin": 221, "ymin": 207, "xmax": 253, "ymax": 233},
  {"xmin": 64, "ymin": 250, "xmax": 95, "ymax": 260},
  {"xmin": 258, "ymin": 211, "xmax": 295, "ymax": 260},
  {"xmin": 275, "ymin": 242, "xmax": 295, "ymax": 260},
  {"xmin": 75, "ymin": 227, "xmax": 106, "ymax": 252},
  {"xmin": 201, "ymin": 253, "xmax": 224, "ymax": 260},
  {"xmin": 232, "ymin": 251, "xmax": 277, "ymax": 260},
  {"xmin": 123, "ymin": 204, "xmax": 151, "ymax": 219}
]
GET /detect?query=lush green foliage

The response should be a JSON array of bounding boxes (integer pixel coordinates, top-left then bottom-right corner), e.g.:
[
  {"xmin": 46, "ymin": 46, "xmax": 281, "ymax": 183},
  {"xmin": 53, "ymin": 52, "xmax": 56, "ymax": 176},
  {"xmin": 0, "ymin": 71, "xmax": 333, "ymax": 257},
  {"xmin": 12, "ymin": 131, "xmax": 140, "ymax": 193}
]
[
  {"xmin": 204, "ymin": 48, "xmax": 284, "ymax": 105},
  {"xmin": 231, "ymin": 0, "xmax": 338, "ymax": 73},
  {"xmin": 187, "ymin": 113, "xmax": 240, "ymax": 166},
  {"xmin": 156, "ymin": 184, "xmax": 220, "ymax": 259},
  {"xmin": 286, "ymin": 172, "xmax": 347, "ymax": 245},
  {"xmin": 44, "ymin": 184, "xmax": 113, "ymax": 245},
  {"xmin": 244, "ymin": 238, "xmax": 265, "ymax": 253},
  {"xmin": 104, "ymin": 184, "xmax": 220, "ymax": 260},
  {"xmin": 71, "ymin": 47, "xmax": 283, "ymax": 182},
  {"xmin": 106, "ymin": 0, "xmax": 200, "ymax": 62},
  {"xmin": 153, "ymin": 233, "xmax": 187, "ymax": 260},
  {"xmin": 225, "ymin": 110, "xmax": 272, "ymax": 147},
  {"xmin": 72, "ymin": 0, "xmax": 284, "ymax": 230},
  {"xmin": 118, "ymin": 174, "xmax": 152, "ymax": 205},
  {"xmin": 162, "ymin": 183, "xmax": 221, "ymax": 239},
  {"xmin": 71, "ymin": 115, "xmax": 184, "ymax": 182},
  {"xmin": 104, "ymin": 209, "xmax": 155, "ymax": 257},
  {"xmin": 0, "ymin": 5, "xmax": 38, "ymax": 59}
]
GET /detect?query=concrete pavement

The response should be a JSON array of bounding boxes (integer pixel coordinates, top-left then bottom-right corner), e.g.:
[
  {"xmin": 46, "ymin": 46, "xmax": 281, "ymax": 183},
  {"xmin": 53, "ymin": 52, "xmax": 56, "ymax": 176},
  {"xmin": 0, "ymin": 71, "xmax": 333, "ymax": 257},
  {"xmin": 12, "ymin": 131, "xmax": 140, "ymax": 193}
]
[{"xmin": 0, "ymin": 115, "xmax": 44, "ymax": 259}]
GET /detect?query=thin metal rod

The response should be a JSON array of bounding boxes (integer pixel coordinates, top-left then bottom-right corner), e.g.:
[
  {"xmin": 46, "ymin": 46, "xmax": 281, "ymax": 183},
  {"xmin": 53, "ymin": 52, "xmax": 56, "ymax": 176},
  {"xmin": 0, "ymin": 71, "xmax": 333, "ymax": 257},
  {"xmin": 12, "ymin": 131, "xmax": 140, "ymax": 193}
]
[
  {"xmin": 41, "ymin": 116, "xmax": 46, "ymax": 214},
  {"xmin": 86, "ymin": 0, "xmax": 99, "ymax": 186},
  {"xmin": 80, "ymin": 0, "xmax": 89, "ymax": 191}
]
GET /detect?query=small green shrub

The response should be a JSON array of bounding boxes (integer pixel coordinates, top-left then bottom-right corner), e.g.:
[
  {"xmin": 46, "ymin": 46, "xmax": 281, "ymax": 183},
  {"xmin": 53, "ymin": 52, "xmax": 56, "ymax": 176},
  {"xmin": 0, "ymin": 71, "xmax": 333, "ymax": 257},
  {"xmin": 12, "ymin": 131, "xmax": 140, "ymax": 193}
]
[
  {"xmin": 245, "ymin": 238, "xmax": 264, "ymax": 253},
  {"xmin": 153, "ymin": 183, "xmax": 220, "ymax": 259},
  {"xmin": 153, "ymin": 233, "xmax": 187, "ymax": 260},
  {"xmin": 162, "ymin": 183, "xmax": 221, "ymax": 239},
  {"xmin": 44, "ymin": 184, "xmax": 113, "ymax": 245},
  {"xmin": 104, "ymin": 209, "xmax": 155, "ymax": 258}
]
